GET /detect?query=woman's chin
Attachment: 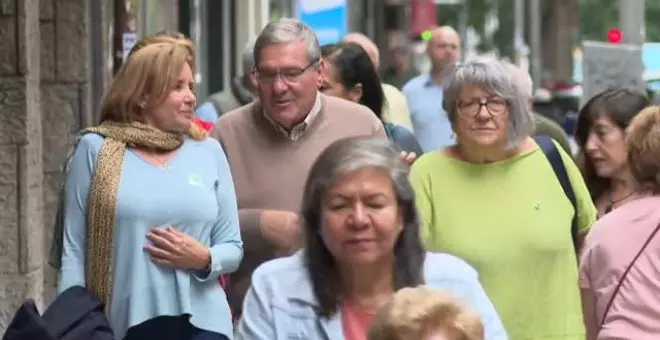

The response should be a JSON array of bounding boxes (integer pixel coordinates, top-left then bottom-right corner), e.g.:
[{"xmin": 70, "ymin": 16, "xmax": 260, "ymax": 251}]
[{"xmin": 468, "ymin": 136, "xmax": 501, "ymax": 149}]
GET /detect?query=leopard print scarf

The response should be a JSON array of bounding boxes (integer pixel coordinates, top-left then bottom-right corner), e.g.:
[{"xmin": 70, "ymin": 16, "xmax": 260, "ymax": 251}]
[{"xmin": 83, "ymin": 120, "xmax": 207, "ymax": 312}]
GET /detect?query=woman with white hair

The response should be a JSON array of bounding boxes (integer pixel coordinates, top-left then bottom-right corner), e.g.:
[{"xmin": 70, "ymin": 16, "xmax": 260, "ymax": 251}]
[{"xmin": 409, "ymin": 58, "xmax": 597, "ymax": 339}]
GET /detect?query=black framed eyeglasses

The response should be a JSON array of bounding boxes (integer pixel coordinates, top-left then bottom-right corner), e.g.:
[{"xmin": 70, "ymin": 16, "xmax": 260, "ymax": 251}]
[
  {"xmin": 255, "ymin": 59, "xmax": 319, "ymax": 84},
  {"xmin": 457, "ymin": 98, "xmax": 508, "ymax": 117}
]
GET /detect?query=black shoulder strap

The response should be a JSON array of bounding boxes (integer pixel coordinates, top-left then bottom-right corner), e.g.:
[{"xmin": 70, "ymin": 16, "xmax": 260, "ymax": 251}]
[
  {"xmin": 600, "ymin": 220, "xmax": 660, "ymax": 326},
  {"xmin": 534, "ymin": 136, "xmax": 579, "ymax": 255}
]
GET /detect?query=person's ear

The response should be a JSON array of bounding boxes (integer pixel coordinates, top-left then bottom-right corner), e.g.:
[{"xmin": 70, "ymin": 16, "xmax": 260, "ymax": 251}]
[
  {"xmin": 315, "ymin": 59, "xmax": 326, "ymax": 89},
  {"xmin": 347, "ymin": 83, "xmax": 363, "ymax": 103}
]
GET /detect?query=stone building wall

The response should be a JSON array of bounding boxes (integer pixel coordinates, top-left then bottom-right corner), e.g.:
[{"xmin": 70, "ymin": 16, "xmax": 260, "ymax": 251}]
[{"xmin": 0, "ymin": 0, "xmax": 111, "ymax": 332}]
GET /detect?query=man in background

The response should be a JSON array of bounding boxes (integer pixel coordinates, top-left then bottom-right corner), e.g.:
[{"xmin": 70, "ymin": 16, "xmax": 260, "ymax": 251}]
[
  {"xmin": 195, "ymin": 38, "xmax": 258, "ymax": 122},
  {"xmin": 402, "ymin": 26, "xmax": 461, "ymax": 151},
  {"xmin": 383, "ymin": 31, "xmax": 419, "ymax": 89},
  {"xmin": 343, "ymin": 32, "xmax": 414, "ymax": 132}
]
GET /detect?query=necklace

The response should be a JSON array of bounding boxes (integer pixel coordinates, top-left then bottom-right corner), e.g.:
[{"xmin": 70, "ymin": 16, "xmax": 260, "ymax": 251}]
[
  {"xmin": 143, "ymin": 152, "xmax": 170, "ymax": 171},
  {"xmin": 604, "ymin": 191, "xmax": 636, "ymax": 214},
  {"xmin": 155, "ymin": 156, "xmax": 169, "ymax": 171},
  {"xmin": 131, "ymin": 149, "xmax": 171, "ymax": 171}
]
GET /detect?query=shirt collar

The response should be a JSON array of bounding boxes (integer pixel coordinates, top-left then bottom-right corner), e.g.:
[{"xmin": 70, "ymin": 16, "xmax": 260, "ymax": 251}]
[{"xmin": 263, "ymin": 92, "xmax": 322, "ymax": 140}]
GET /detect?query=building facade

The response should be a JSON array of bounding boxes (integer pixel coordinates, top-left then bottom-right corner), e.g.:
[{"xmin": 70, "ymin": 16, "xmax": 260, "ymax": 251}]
[{"xmin": 0, "ymin": 0, "xmax": 108, "ymax": 331}]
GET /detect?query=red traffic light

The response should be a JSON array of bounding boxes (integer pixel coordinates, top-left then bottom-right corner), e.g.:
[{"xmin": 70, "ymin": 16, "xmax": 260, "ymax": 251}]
[{"xmin": 607, "ymin": 28, "xmax": 622, "ymax": 43}]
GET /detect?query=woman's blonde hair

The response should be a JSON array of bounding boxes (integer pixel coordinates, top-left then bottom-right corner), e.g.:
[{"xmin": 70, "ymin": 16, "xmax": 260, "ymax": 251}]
[
  {"xmin": 100, "ymin": 42, "xmax": 194, "ymax": 123},
  {"xmin": 368, "ymin": 286, "xmax": 484, "ymax": 340},
  {"xmin": 128, "ymin": 31, "xmax": 194, "ymax": 66},
  {"xmin": 626, "ymin": 105, "xmax": 660, "ymax": 193}
]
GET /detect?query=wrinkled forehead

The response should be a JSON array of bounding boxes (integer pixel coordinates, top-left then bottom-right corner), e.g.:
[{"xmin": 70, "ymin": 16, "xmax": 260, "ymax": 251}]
[
  {"xmin": 257, "ymin": 42, "xmax": 311, "ymax": 69},
  {"xmin": 456, "ymin": 80, "xmax": 510, "ymax": 101},
  {"xmin": 324, "ymin": 167, "xmax": 398, "ymax": 200}
]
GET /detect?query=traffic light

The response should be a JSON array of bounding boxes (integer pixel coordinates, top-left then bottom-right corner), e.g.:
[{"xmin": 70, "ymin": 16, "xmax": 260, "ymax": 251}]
[{"xmin": 607, "ymin": 28, "xmax": 623, "ymax": 44}]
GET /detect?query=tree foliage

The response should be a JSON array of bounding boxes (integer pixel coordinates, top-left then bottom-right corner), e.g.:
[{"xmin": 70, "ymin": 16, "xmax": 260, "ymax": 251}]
[
  {"xmin": 461, "ymin": 0, "xmax": 660, "ymax": 58},
  {"xmin": 577, "ymin": 0, "xmax": 660, "ymax": 42}
]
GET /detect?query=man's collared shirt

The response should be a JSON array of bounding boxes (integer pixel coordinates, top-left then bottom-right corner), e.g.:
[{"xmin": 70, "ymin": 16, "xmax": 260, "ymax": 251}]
[
  {"xmin": 402, "ymin": 74, "xmax": 455, "ymax": 152},
  {"xmin": 264, "ymin": 92, "xmax": 322, "ymax": 141}
]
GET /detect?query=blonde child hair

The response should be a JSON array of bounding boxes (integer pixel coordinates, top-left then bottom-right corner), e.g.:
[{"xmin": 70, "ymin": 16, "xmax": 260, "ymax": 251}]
[{"xmin": 368, "ymin": 286, "xmax": 484, "ymax": 340}]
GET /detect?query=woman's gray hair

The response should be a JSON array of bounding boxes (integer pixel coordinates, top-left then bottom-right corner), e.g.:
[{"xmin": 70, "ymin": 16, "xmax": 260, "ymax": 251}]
[
  {"xmin": 502, "ymin": 61, "xmax": 533, "ymax": 99},
  {"xmin": 442, "ymin": 58, "xmax": 535, "ymax": 148},
  {"xmin": 302, "ymin": 136, "xmax": 425, "ymax": 318},
  {"xmin": 253, "ymin": 18, "xmax": 321, "ymax": 67}
]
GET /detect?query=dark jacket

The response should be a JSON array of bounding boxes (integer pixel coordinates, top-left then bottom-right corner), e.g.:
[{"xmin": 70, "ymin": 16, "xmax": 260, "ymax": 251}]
[{"xmin": 3, "ymin": 286, "xmax": 114, "ymax": 340}]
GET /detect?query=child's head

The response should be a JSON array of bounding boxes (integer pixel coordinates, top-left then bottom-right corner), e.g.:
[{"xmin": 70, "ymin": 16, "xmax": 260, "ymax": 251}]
[{"xmin": 368, "ymin": 286, "xmax": 484, "ymax": 340}]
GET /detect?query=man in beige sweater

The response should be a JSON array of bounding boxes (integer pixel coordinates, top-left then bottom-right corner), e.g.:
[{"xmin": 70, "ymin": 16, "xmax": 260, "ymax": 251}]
[{"xmin": 211, "ymin": 19, "xmax": 386, "ymax": 318}]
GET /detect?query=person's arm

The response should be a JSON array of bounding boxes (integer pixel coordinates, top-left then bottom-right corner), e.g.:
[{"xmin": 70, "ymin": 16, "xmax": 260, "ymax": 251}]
[
  {"xmin": 193, "ymin": 141, "xmax": 244, "ymax": 281},
  {"xmin": 462, "ymin": 269, "xmax": 509, "ymax": 340},
  {"xmin": 579, "ymin": 241, "xmax": 599, "ymax": 340},
  {"xmin": 208, "ymin": 121, "xmax": 265, "ymax": 254},
  {"xmin": 58, "ymin": 134, "xmax": 103, "ymax": 293},
  {"xmin": 409, "ymin": 159, "xmax": 438, "ymax": 249},
  {"xmin": 462, "ymin": 272, "xmax": 509, "ymax": 339},
  {"xmin": 234, "ymin": 267, "xmax": 276, "ymax": 340},
  {"xmin": 209, "ymin": 122, "xmax": 300, "ymax": 256}
]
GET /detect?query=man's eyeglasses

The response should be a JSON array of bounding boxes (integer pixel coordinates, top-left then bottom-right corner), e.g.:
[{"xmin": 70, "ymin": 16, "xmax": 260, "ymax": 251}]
[
  {"xmin": 457, "ymin": 98, "xmax": 508, "ymax": 117},
  {"xmin": 255, "ymin": 59, "xmax": 319, "ymax": 84}
]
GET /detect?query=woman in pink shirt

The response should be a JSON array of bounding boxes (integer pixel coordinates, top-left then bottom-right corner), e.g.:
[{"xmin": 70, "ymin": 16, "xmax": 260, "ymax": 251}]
[
  {"xmin": 579, "ymin": 105, "xmax": 660, "ymax": 339},
  {"xmin": 574, "ymin": 89, "xmax": 650, "ymax": 218}
]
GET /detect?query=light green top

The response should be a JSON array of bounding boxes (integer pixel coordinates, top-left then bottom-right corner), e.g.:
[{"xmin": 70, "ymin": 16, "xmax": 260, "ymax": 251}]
[{"xmin": 409, "ymin": 143, "xmax": 597, "ymax": 340}]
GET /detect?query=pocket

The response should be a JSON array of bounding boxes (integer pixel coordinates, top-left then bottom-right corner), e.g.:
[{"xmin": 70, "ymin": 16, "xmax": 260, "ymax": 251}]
[{"xmin": 272, "ymin": 305, "xmax": 322, "ymax": 340}]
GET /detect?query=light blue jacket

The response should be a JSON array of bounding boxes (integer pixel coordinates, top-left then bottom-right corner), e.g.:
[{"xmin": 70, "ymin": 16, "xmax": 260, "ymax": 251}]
[{"xmin": 235, "ymin": 251, "xmax": 508, "ymax": 340}]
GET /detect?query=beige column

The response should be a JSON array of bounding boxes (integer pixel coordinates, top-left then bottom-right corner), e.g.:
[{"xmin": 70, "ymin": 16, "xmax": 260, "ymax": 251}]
[
  {"xmin": 0, "ymin": 0, "xmax": 44, "ymax": 330},
  {"xmin": 235, "ymin": 0, "xmax": 270, "ymax": 73}
]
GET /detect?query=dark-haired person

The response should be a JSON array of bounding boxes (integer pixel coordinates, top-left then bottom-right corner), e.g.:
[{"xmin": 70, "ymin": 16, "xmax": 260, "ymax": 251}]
[
  {"xmin": 574, "ymin": 88, "xmax": 650, "ymax": 217},
  {"xmin": 580, "ymin": 105, "xmax": 660, "ymax": 339},
  {"xmin": 343, "ymin": 32, "xmax": 415, "ymax": 134},
  {"xmin": 235, "ymin": 137, "xmax": 506, "ymax": 340},
  {"xmin": 321, "ymin": 42, "xmax": 423, "ymax": 156}
]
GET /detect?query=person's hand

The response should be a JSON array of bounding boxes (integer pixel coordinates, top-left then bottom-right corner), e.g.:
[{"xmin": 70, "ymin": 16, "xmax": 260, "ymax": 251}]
[
  {"xmin": 144, "ymin": 226, "xmax": 210, "ymax": 271},
  {"xmin": 400, "ymin": 151, "xmax": 417, "ymax": 165},
  {"xmin": 259, "ymin": 210, "xmax": 302, "ymax": 254}
]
